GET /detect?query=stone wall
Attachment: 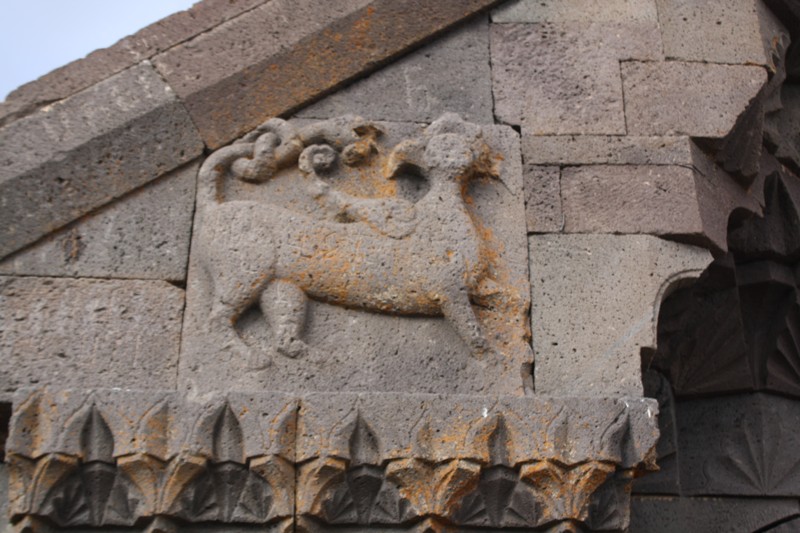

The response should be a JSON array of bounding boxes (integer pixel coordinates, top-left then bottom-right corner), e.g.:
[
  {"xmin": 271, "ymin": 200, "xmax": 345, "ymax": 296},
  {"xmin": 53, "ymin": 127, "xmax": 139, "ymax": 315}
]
[{"xmin": 0, "ymin": 0, "xmax": 798, "ymax": 531}]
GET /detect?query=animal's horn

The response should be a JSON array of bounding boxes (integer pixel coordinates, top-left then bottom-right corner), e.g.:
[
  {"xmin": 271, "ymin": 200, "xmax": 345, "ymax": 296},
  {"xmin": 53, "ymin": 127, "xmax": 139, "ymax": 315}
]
[{"xmin": 383, "ymin": 138, "xmax": 427, "ymax": 179}]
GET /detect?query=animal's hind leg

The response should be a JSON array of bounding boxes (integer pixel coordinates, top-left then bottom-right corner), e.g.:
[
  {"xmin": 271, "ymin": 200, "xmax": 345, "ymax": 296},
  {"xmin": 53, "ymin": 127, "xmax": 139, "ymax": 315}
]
[
  {"xmin": 260, "ymin": 279, "xmax": 309, "ymax": 358},
  {"xmin": 441, "ymin": 286, "xmax": 491, "ymax": 360}
]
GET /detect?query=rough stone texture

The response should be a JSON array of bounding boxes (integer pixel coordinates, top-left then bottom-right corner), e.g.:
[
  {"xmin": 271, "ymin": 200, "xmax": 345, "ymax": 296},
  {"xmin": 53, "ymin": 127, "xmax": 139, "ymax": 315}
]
[
  {"xmin": 6, "ymin": 388, "xmax": 296, "ymax": 530},
  {"xmin": 633, "ymin": 370, "xmax": 680, "ymax": 495},
  {"xmin": 629, "ymin": 496, "xmax": 800, "ymax": 532},
  {"xmin": 179, "ymin": 116, "xmax": 531, "ymax": 397},
  {"xmin": 0, "ymin": 277, "xmax": 184, "ymax": 401},
  {"xmin": 546, "ymin": 143, "xmax": 766, "ymax": 252},
  {"xmin": 677, "ymin": 393, "xmax": 800, "ymax": 496},
  {"xmin": 492, "ymin": 0, "xmax": 659, "ymax": 23},
  {"xmin": 0, "ymin": 0, "xmax": 270, "ymax": 127},
  {"xmin": 521, "ymin": 134, "xmax": 695, "ymax": 166},
  {"xmin": 490, "ymin": 20, "xmax": 660, "ymax": 133},
  {"xmin": 0, "ymin": 464, "xmax": 7, "ymax": 533},
  {"xmin": 561, "ymin": 164, "xmax": 704, "ymax": 236},
  {"xmin": 524, "ymin": 165, "xmax": 563, "ymax": 233},
  {"xmin": 622, "ymin": 61, "xmax": 767, "ymax": 137},
  {"xmin": 296, "ymin": 393, "xmax": 658, "ymax": 467},
  {"xmin": 154, "ymin": 0, "xmax": 503, "ymax": 148},
  {"xmin": 767, "ymin": 517, "xmax": 800, "ymax": 532},
  {"xmin": 0, "ymin": 160, "xmax": 198, "ymax": 281},
  {"xmin": 656, "ymin": 0, "xmax": 787, "ymax": 66},
  {"xmin": 296, "ymin": 17, "xmax": 493, "ymax": 124},
  {"xmin": 0, "ymin": 63, "xmax": 204, "ymax": 261},
  {"xmin": 530, "ymin": 234, "xmax": 711, "ymax": 396}
]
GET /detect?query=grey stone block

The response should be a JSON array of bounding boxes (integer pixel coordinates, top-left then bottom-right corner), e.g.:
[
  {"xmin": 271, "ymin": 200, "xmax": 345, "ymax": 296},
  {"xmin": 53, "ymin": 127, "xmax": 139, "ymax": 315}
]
[
  {"xmin": 0, "ymin": 277, "xmax": 184, "ymax": 401},
  {"xmin": 629, "ymin": 496, "xmax": 800, "ymax": 533},
  {"xmin": 561, "ymin": 164, "xmax": 704, "ymax": 235},
  {"xmin": 492, "ymin": 0, "xmax": 658, "ymax": 23},
  {"xmin": 656, "ymin": 0, "xmax": 787, "ymax": 66},
  {"xmin": 677, "ymin": 393, "xmax": 800, "ymax": 496},
  {"xmin": 491, "ymin": 20, "xmax": 660, "ymax": 133},
  {"xmin": 178, "ymin": 117, "xmax": 530, "ymax": 397},
  {"xmin": 0, "ymin": 464, "xmax": 7, "ymax": 533},
  {"xmin": 521, "ymin": 134, "xmax": 695, "ymax": 166},
  {"xmin": 0, "ymin": 63, "xmax": 204, "ymax": 261},
  {"xmin": 524, "ymin": 165, "xmax": 563, "ymax": 233},
  {"xmin": 296, "ymin": 17, "xmax": 493, "ymax": 124},
  {"xmin": 530, "ymin": 234, "xmax": 711, "ymax": 396},
  {"xmin": 622, "ymin": 60, "xmax": 767, "ymax": 136},
  {"xmin": 0, "ymin": 161, "xmax": 199, "ymax": 281}
]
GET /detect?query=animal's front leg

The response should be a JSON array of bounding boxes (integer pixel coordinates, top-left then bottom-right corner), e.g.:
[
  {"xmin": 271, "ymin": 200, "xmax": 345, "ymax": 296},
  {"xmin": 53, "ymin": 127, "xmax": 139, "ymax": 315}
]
[
  {"xmin": 441, "ymin": 286, "xmax": 491, "ymax": 359},
  {"xmin": 261, "ymin": 280, "xmax": 309, "ymax": 358}
]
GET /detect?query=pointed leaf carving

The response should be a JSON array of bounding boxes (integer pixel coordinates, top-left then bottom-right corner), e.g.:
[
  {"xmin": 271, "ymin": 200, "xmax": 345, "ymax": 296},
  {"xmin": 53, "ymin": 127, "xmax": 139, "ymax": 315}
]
[
  {"xmin": 349, "ymin": 414, "xmax": 380, "ymax": 466},
  {"xmin": 212, "ymin": 403, "xmax": 244, "ymax": 464},
  {"xmin": 80, "ymin": 405, "xmax": 114, "ymax": 463}
]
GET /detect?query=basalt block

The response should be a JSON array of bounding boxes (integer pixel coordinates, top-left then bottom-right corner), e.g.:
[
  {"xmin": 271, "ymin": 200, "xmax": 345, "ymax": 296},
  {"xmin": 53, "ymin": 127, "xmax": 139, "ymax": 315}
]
[
  {"xmin": 530, "ymin": 234, "xmax": 712, "ymax": 396},
  {"xmin": 0, "ymin": 63, "xmax": 203, "ymax": 261},
  {"xmin": 178, "ymin": 114, "xmax": 532, "ymax": 396},
  {"xmin": 0, "ymin": 276, "xmax": 184, "ymax": 401},
  {"xmin": 0, "ymin": 160, "xmax": 199, "ymax": 281}
]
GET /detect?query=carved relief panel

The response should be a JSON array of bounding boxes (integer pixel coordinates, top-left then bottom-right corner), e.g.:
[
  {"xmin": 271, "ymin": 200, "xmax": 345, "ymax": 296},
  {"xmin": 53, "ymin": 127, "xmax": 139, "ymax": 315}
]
[{"xmin": 179, "ymin": 114, "xmax": 532, "ymax": 396}]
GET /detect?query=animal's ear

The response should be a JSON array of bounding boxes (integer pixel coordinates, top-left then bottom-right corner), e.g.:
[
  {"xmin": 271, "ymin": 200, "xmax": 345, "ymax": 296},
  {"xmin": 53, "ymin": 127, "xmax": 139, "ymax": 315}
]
[{"xmin": 384, "ymin": 138, "xmax": 427, "ymax": 179}]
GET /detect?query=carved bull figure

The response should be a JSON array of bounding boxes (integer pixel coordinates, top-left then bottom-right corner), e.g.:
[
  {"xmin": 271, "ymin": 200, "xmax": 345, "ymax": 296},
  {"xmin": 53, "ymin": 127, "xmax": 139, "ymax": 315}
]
[{"xmin": 196, "ymin": 114, "xmax": 505, "ymax": 363}]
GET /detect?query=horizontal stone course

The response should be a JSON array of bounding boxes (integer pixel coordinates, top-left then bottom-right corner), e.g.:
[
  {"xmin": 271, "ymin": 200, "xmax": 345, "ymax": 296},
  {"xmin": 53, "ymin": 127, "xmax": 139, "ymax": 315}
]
[
  {"xmin": 0, "ymin": 276, "xmax": 184, "ymax": 401},
  {"xmin": 521, "ymin": 134, "xmax": 695, "ymax": 166},
  {"xmin": 523, "ymin": 165, "xmax": 563, "ymax": 233},
  {"xmin": 0, "ymin": 63, "xmax": 203, "ymax": 261},
  {"xmin": 0, "ymin": 161, "xmax": 199, "ymax": 281},
  {"xmin": 622, "ymin": 60, "xmax": 767, "ymax": 137},
  {"xmin": 560, "ymin": 164, "xmax": 704, "ymax": 235}
]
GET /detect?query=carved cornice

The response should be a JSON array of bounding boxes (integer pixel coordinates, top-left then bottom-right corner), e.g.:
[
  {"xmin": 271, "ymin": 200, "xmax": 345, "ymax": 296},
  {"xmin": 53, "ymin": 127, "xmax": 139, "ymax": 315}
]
[{"xmin": 6, "ymin": 389, "xmax": 658, "ymax": 532}]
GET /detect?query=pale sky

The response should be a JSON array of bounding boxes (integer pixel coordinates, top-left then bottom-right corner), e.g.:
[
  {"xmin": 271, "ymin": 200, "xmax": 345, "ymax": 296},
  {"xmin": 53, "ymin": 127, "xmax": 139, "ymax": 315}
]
[{"xmin": 1, "ymin": 0, "xmax": 197, "ymax": 99}]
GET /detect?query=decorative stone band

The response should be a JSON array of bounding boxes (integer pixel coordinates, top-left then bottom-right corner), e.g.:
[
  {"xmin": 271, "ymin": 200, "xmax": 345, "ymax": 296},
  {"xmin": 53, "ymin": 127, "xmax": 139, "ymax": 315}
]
[{"xmin": 6, "ymin": 389, "xmax": 658, "ymax": 532}]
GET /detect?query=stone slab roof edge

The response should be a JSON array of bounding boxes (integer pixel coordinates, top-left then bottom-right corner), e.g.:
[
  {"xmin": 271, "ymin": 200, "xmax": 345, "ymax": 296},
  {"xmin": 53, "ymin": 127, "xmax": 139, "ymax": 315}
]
[{"xmin": 0, "ymin": 0, "xmax": 505, "ymax": 261}]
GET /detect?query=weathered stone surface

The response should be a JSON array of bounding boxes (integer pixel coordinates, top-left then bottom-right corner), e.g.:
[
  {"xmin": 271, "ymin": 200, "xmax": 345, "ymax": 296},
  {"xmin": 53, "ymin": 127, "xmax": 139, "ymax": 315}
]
[
  {"xmin": 296, "ymin": 393, "xmax": 658, "ymax": 467},
  {"xmin": 179, "ymin": 116, "xmax": 531, "ymax": 396},
  {"xmin": 523, "ymin": 165, "xmax": 562, "ymax": 233},
  {"xmin": 154, "ymin": 0, "xmax": 504, "ymax": 148},
  {"xmin": 530, "ymin": 234, "xmax": 711, "ymax": 396},
  {"xmin": 491, "ymin": 20, "xmax": 660, "ymax": 133},
  {"xmin": 629, "ymin": 496, "xmax": 800, "ymax": 532},
  {"xmin": 633, "ymin": 370, "xmax": 680, "ymax": 495},
  {"xmin": 622, "ymin": 61, "xmax": 767, "ymax": 136},
  {"xmin": 521, "ymin": 134, "xmax": 695, "ymax": 166},
  {"xmin": 766, "ymin": 517, "xmax": 800, "ymax": 532},
  {"xmin": 677, "ymin": 393, "xmax": 800, "ymax": 496},
  {"xmin": 0, "ymin": 161, "xmax": 198, "ymax": 281},
  {"xmin": 0, "ymin": 63, "xmax": 203, "ymax": 261},
  {"xmin": 492, "ymin": 0, "xmax": 658, "ymax": 23},
  {"xmin": 656, "ymin": 0, "xmax": 787, "ymax": 66},
  {"xmin": 0, "ymin": 464, "xmax": 7, "ymax": 533},
  {"xmin": 0, "ymin": 277, "xmax": 184, "ymax": 401},
  {"xmin": 561, "ymin": 164, "xmax": 704, "ymax": 236},
  {"xmin": 296, "ymin": 17, "xmax": 493, "ymax": 123},
  {"xmin": 0, "ymin": 0, "xmax": 269, "ymax": 127},
  {"xmin": 6, "ymin": 388, "xmax": 296, "ymax": 529},
  {"xmin": 546, "ymin": 143, "xmax": 765, "ymax": 252}
]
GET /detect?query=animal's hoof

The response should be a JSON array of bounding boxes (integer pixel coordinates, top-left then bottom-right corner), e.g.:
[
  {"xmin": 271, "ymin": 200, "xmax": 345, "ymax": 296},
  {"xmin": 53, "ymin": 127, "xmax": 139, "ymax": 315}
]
[{"xmin": 277, "ymin": 338, "xmax": 308, "ymax": 359}]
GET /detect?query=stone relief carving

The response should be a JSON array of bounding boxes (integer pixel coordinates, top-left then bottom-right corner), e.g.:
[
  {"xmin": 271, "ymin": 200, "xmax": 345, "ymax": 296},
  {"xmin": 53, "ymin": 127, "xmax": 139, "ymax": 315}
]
[
  {"xmin": 181, "ymin": 114, "xmax": 532, "ymax": 395},
  {"xmin": 5, "ymin": 389, "xmax": 659, "ymax": 532}
]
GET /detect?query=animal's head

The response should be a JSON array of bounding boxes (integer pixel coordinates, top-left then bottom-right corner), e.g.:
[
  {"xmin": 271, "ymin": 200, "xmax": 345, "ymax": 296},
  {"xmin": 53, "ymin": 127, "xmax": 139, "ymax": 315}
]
[{"xmin": 383, "ymin": 113, "xmax": 499, "ymax": 186}]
